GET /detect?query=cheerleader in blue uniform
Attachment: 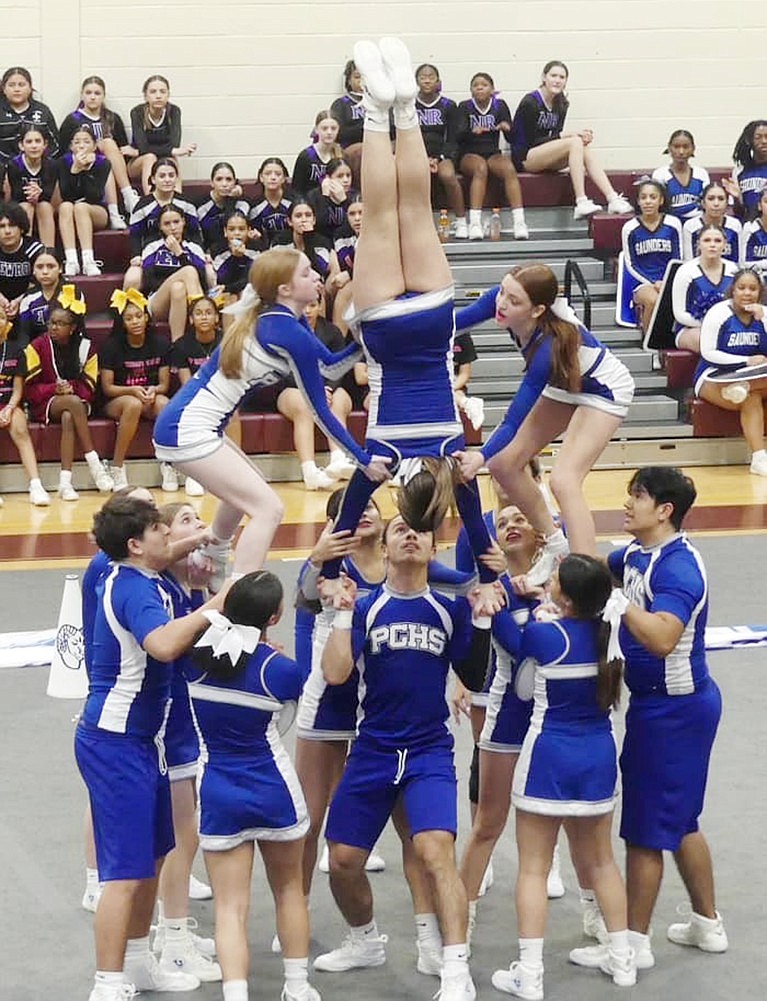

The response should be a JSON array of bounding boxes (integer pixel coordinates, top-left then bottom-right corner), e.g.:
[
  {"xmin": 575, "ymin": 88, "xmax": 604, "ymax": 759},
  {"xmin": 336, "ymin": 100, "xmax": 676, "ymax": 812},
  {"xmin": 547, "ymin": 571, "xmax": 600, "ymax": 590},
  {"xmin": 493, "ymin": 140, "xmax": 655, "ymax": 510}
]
[
  {"xmin": 153, "ymin": 246, "xmax": 389, "ymax": 585},
  {"xmin": 618, "ymin": 179, "xmax": 682, "ymax": 334},
  {"xmin": 682, "ymin": 182, "xmax": 742, "ymax": 263},
  {"xmin": 458, "ymin": 505, "xmax": 541, "ymax": 919},
  {"xmin": 511, "ymin": 61, "xmax": 632, "ymax": 220},
  {"xmin": 189, "ymin": 571, "xmax": 320, "ymax": 1001},
  {"xmin": 140, "ymin": 204, "xmax": 209, "ymax": 342},
  {"xmin": 493, "ymin": 555, "xmax": 634, "ymax": 999},
  {"xmin": 741, "ymin": 187, "xmax": 767, "ymax": 272},
  {"xmin": 456, "ymin": 264, "xmax": 634, "ymax": 586},
  {"xmin": 652, "ymin": 130, "xmax": 710, "ymax": 221},
  {"xmin": 292, "ymin": 111, "xmax": 343, "ymax": 196},
  {"xmin": 456, "ymin": 72, "xmax": 528, "ymax": 240},
  {"xmin": 722, "ymin": 120, "xmax": 767, "ymax": 221},
  {"xmin": 607, "ymin": 466, "xmax": 727, "ymax": 969},
  {"xmin": 671, "ymin": 224, "xmax": 737, "ymax": 351},
  {"xmin": 319, "ymin": 39, "xmax": 498, "ymax": 611},
  {"xmin": 694, "ymin": 268, "xmax": 767, "ymax": 476},
  {"xmin": 154, "ymin": 502, "xmax": 221, "ymax": 984},
  {"xmin": 414, "ymin": 64, "xmax": 466, "ymax": 236},
  {"xmin": 196, "ymin": 162, "xmax": 250, "ymax": 253},
  {"xmin": 294, "ymin": 493, "xmax": 385, "ymax": 886}
]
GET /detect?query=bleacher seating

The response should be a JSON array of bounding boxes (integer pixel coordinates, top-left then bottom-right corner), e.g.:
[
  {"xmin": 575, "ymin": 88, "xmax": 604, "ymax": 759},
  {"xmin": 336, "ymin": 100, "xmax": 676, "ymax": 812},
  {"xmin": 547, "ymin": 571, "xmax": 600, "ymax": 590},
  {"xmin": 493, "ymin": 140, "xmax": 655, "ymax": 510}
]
[{"xmin": 0, "ymin": 166, "xmax": 750, "ymax": 487}]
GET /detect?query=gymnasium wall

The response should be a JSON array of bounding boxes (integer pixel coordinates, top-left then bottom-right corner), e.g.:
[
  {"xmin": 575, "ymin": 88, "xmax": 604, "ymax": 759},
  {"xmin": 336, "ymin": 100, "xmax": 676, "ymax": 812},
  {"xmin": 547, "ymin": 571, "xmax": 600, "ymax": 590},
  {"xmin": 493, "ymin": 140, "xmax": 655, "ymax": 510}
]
[{"xmin": 14, "ymin": 0, "xmax": 767, "ymax": 181}]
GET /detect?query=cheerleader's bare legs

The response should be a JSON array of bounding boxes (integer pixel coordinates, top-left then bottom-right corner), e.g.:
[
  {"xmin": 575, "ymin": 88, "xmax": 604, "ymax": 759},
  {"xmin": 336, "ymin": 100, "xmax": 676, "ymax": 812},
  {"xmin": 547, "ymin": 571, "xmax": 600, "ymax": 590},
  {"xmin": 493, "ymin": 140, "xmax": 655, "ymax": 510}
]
[
  {"xmin": 352, "ymin": 45, "xmax": 451, "ymax": 309},
  {"xmin": 174, "ymin": 436, "xmax": 284, "ymax": 579}
]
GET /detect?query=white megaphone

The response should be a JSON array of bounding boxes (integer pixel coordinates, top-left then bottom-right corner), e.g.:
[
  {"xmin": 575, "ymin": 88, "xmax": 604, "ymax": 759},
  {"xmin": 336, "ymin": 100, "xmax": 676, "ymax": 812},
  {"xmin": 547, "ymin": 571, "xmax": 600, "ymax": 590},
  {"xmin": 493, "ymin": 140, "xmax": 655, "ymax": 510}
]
[{"xmin": 47, "ymin": 573, "xmax": 87, "ymax": 699}]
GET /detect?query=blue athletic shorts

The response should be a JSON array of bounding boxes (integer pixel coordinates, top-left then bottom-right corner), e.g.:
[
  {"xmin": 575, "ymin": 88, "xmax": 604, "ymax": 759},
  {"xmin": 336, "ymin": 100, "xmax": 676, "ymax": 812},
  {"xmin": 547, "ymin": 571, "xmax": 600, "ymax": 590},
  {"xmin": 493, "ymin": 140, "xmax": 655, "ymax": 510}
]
[
  {"xmin": 75, "ymin": 722, "xmax": 174, "ymax": 880},
  {"xmin": 325, "ymin": 739, "xmax": 457, "ymax": 850},
  {"xmin": 620, "ymin": 677, "xmax": 722, "ymax": 850}
]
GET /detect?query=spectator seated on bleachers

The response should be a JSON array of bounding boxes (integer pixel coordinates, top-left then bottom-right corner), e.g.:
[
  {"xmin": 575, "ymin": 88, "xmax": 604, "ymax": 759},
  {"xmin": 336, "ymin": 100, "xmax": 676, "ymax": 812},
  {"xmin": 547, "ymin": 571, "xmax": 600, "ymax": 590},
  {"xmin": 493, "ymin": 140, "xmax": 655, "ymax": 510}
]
[
  {"xmin": 651, "ymin": 129, "xmax": 710, "ymax": 222},
  {"xmin": 456, "ymin": 71, "xmax": 528, "ymax": 240},
  {"xmin": 24, "ymin": 289, "xmax": 113, "ymax": 498},
  {"xmin": 100, "ymin": 288, "xmax": 174, "ymax": 491},
  {"xmin": 0, "ymin": 302, "xmax": 50, "ymax": 505},
  {"xmin": 511, "ymin": 60, "xmax": 632, "ymax": 221},
  {"xmin": 671, "ymin": 226, "xmax": 737, "ymax": 353},
  {"xmin": 140, "ymin": 203, "xmax": 210, "ymax": 342},
  {"xmin": 694, "ymin": 269, "xmax": 767, "ymax": 476},
  {"xmin": 16, "ymin": 248, "xmax": 71, "ymax": 346},
  {"xmin": 616, "ymin": 179, "xmax": 681, "ymax": 335},
  {"xmin": 125, "ymin": 74, "xmax": 195, "ymax": 195},
  {"xmin": 682, "ymin": 182, "xmax": 742, "ymax": 264}
]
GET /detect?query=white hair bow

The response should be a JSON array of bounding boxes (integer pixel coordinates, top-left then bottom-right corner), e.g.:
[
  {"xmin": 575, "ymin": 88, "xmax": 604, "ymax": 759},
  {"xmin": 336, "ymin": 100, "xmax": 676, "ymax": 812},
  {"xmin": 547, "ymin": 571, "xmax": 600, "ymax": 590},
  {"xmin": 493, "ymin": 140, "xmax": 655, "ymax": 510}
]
[
  {"xmin": 550, "ymin": 296, "xmax": 580, "ymax": 325},
  {"xmin": 601, "ymin": 588, "xmax": 630, "ymax": 662},
  {"xmin": 195, "ymin": 610, "xmax": 260, "ymax": 664},
  {"xmin": 223, "ymin": 283, "xmax": 259, "ymax": 317}
]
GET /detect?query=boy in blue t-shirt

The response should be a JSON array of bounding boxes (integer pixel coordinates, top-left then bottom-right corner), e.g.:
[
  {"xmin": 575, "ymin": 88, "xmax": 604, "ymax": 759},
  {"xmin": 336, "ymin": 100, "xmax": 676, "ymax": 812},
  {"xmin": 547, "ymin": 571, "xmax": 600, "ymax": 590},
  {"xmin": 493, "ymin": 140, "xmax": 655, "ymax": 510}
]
[
  {"xmin": 75, "ymin": 495, "xmax": 220, "ymax": 1001},
  {"xmin": 315, "ymin": 511, "xmax": 501, "ymax": 1001}
]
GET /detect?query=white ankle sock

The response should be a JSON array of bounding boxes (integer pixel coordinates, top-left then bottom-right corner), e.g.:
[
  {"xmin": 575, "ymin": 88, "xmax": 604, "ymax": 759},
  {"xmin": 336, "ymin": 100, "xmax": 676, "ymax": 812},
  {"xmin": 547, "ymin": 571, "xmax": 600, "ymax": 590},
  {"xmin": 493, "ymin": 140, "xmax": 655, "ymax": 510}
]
[
  {"xmin": 223, "ymin": 980, "xmax": 249, "ymax": 1001},
  {"xmin": 442, "ymin": 943, "xmax": 469, "ymax": 978},
  {"xmin": 753, "ymin": 449, "xmax": 767, "ymax": 461},
  {"xmin": 124, "ymin": 935, "xmax": 151, "ymax": 958},
  {"xmin": 86, "ymin": 866, "xmax": 99, "ymax": 885},
  {"xmin": 64, "ymin": 249, "xmax": 78, "ymax": 263},
  {"xmin": 82, "ymin": 249, "xmax": 95, "ymax": 264},
  {"xmin": 59, "ymin": 469, "xmax": 73, "ymax": 486},
  {"xmin": 95, "ymin": 971, "xmax": 124, "ymax": 986},
  {"xmin": 519, "ymin": 937, "xmax": 544, "ymax": 967},
  {"xmin": 628, "ymin": 929, "xmax": 650, "ymax": 950},
  {"xmin": 469, "ymin": 209, "xmax": 482, "ymax": 226},
  {"xmin": 350, "ymin": 919, "xmax": 379, "ymax": 941},
  {"xmin": 283, "ymin": 957, "xmax": 309, "ymax": 990},
  {"xmin": 415, "ymin": 912, "xmax": 441, "ymax": 947},
  {"xmin": 163, "ymin": 917, "xmax": 187, "ymax": 941},
  {"xmin": 108, "ymin": 203, "xmax": 121, "ymax": 215},
  {"xmin": 608, "ymin": 930, "xmax": 630, "ymax": 954},
  {"xmin": 301, "ymin": 460, "xmax": 319, "ymax": 480},
  {"xmin": 576, "ymin": 195, "xmax": 588, "ymax": 204},
  {"xmin": 512, "ymin": 207, "xmax": 525, "ymax": 222}
]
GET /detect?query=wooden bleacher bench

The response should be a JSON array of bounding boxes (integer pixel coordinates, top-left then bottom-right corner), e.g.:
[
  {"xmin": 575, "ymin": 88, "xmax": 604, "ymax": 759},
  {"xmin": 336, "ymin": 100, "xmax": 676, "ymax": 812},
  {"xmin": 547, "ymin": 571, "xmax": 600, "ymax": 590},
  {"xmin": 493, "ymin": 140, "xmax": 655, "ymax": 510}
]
[
  {"xmin": 687, "ymin": 398, "xmax": 767, "ymax": 438},
  {"xmin": 0, "ymin": 409, "xmax": 481, "ymax": 467},
  {"xmin": 662, "ymin": 350, "xmax": 698, "ymax": 390}
]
